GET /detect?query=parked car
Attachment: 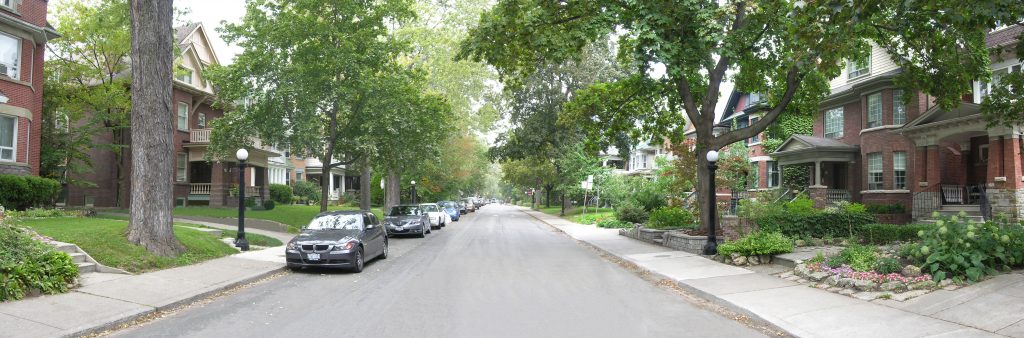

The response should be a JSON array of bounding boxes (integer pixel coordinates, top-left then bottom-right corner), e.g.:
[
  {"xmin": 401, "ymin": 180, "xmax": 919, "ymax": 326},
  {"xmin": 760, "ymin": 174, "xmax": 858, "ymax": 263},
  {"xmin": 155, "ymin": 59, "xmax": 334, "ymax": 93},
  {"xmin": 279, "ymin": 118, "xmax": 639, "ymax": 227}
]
[
  {"xmin": 463, "ymin": 198, "xmax": 477, "ymax": 212},
  {"xmin": 457, "ymin": 202, "xmax": 467, "ymax": 214},
  {"xmin": 419, "ymin": 203, "xmax": 448, "ymax": 229},
  {"xmin": 383, "ymin": 204, "xmax": 431, "ymax": 238},
  {"xmin": 285, "ymin": 210, "xmax": 387, "ymax": 273},
  {"xmin": 439, "ymin": 201, "xmax": 460, "ymax": 222}
]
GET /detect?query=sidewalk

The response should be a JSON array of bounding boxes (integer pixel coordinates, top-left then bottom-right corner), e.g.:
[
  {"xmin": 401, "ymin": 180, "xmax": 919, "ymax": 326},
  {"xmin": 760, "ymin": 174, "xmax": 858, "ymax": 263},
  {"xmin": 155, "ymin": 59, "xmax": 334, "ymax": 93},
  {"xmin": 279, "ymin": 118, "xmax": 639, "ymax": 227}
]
[
  {"xmin": 521, "ymin": 208, "xmax": 1012, "ymax": 338},
  {"xmin": 0, "ymin": 234, "xmax": 287, "ymax": 337}
]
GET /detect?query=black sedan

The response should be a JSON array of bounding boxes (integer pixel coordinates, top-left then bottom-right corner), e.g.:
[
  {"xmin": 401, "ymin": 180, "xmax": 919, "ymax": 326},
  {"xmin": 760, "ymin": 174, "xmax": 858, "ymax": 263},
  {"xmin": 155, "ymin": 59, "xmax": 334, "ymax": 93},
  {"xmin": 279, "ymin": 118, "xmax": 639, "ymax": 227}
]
[
  {"xmin": 285, "ymin": 210, "xmax": 388, "ymax": 272},
  {"xmin": 383, "ymin": 204, "xmax": 431, "ymax": 238}
]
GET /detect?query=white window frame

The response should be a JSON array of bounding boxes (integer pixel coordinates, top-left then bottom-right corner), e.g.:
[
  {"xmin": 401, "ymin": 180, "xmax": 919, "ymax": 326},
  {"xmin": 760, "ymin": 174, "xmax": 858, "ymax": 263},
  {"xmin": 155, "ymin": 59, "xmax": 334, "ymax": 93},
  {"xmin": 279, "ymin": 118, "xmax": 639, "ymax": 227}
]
[
  {"xmin": 893, "ymin": 151, "xmax": 907, "ymax": 190},
  {"xmin": 177, "ymin": 66, "xmax": 193, "ymax": 84},
  {"xmin": 0, "ymin": 0, "xmax": 15, "ymax": 11},
  {"xmin": 176, "ymin": 153, "xmax": 187, "ymax": 183},
  {"xmin": 824, "ymin": 107, "xmax": 844, "ymax": 139},
  {"xmin": 177, "ymin": 102, "xmax": 189, "ymax": 131},
  {"xmin": 847, "ymin": 55, "xmax": 871, "ymax": 79},
  {"xmin": 767, "ymin": 161, "xmax": 779, "ymax": 188},
  {"xmin": 0, "ymin": 114, "xmax": 16, "ymax": 162},
  {"xmin": 867, "ymin": 152, "xmax": 883, "ymax": 190},
  {"xmin": 977, "ymin": 63, "xmax": 1023, "ymax": 102},
  {"xmin": 892, "ymin": 89, "xmax": 906, "ymax": 125},
  {"xmin": 0, "ymin": 32, "xmax": 21, "ymax": 80},
  {"xmin": 866, "ymin": 92, "xmax": 882, "ymax": 128},
  {"xmin": 197, "ymin": 113, "xmax": 206, "ymax": 128}
]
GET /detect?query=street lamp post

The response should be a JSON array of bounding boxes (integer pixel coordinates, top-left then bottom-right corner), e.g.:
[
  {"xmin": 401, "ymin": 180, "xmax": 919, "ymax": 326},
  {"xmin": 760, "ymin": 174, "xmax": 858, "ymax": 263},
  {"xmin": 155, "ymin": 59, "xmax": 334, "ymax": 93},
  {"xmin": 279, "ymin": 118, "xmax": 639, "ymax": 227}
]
[
  {"xmin": 411, "ymin": 180, "xmax": 418, "ymax": 204},
  {"xmin": 235, "ymin": 148, "xmax": 250, "ymax": 251},
  {"xmin": 703, "ymin": 149, "xmax": 720, "ymax": 255}
]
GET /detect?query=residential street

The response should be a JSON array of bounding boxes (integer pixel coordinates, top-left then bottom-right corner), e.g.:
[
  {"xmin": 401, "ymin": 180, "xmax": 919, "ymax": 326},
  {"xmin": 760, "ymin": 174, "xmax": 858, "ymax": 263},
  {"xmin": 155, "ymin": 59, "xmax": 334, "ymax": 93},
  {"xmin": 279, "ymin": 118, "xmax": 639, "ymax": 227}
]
[{"xmin": 111, "ymin": 205, "xmax": 763, "ymax": 338}]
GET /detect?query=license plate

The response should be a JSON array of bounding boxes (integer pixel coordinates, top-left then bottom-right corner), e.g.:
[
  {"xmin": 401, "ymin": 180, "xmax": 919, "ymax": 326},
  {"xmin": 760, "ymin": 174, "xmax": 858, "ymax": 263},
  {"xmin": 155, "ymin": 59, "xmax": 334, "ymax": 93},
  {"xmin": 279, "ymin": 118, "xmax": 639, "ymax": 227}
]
[
  {"xmin": 307, "ymin": 253, "xmax": 320, "ymax": 261},
  {"xmin": 395, "ymin": 226, "xmax": 403, "ymax": 231}
]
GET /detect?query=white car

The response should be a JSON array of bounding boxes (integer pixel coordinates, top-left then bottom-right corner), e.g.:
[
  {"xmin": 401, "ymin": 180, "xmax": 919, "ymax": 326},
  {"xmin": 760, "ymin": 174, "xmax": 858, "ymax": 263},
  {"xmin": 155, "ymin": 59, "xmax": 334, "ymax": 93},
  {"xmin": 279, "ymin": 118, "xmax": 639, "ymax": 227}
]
[{"xmin": 419, "ymin": 203, "xmax": 449, "ymax": 229}]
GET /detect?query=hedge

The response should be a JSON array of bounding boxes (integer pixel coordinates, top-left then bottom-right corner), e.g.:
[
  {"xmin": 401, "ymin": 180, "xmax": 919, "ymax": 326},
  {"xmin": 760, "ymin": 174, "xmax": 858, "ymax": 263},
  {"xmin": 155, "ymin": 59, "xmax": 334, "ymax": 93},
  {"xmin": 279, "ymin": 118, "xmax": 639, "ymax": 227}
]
[
  {"xmin": 269, "ymin": 184, "xmax": 293, "ymax": 205},
  {"xmin": 755, "ymin": 208, "xmax": 876, "ymax": 238},
  {"xmin": 0, "ymin": 175, "xmax": 61, "ymax": 211},
  {"xmin": 647, "ymin": 207, "xmax": 696, "ymax": 229},
  {"xmin": 858, "ymin": 223, "xmax": 933, "ymax": 244},
  {"xmin": 0, "ymin": 221, "xmax": 78, "ymax": 301}
]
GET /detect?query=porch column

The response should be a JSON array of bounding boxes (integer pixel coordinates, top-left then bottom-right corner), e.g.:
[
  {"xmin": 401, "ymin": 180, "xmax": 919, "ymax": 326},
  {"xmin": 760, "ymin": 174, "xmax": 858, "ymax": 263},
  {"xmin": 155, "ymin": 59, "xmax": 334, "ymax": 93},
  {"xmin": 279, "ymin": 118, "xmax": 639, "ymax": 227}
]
[
  {"xmin": 814, "ymin": 161, "xmax": 823, "ymax": 187},
  {"xmin": 915, "ymin": 146, "xmax": 928, "ymax": 192},
  {"xmin": 340, "ymin": 169, "xmax": 346, "ymax": 192},
  {"xmin": 261, "ymin": 167, "xmax": 270, "ymax": 201},
  {"xmin": 808, "ymin": 161, "xmax": 827, "ymax": 208},
  {"xmin": 210, "ymin": 162, "xmax": 225, "ymax": 207},
  {"xmin": 988, "ymin": 136, "xmax": 1005, "ymax": 185},
  {"xmin": 926, "ymin": 145, "xmax": 941, "ymax": 188},
  {"xmin": 1002, "ymin": 136, "xmax": 1022, "ymax": 189},
  {"xmin": 329, "ymin": 172, "xmax": 335, "ymax": 199}
]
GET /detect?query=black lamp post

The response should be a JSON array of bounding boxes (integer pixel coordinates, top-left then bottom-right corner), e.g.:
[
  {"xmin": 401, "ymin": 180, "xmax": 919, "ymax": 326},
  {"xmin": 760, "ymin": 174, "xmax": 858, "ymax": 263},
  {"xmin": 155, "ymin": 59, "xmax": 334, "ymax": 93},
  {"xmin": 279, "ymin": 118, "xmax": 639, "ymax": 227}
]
[
  {"xmin": 703, "ymin": 149, "xmax": 720, "ymax": 255},
  {"xmin": 235, "ymin": 148, "xmax": 250, "ymax": 251},
  {"xmin": 411, "ymin": 180, "xmax": 418, "ymax": 204}
]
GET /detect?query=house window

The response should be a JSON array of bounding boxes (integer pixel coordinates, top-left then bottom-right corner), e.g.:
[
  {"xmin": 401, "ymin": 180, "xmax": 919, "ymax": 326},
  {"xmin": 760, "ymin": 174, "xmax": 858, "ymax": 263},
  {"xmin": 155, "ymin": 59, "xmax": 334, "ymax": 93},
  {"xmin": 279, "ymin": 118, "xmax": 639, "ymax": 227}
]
[
  {"xmin": 0, "ymin": 33, "xmax": 21, "ymax": 79},
  {"xmin": 767, "ymin": 161, "xmax": 779, "ymax": 188},
  {"xmin": 749, "ymin": 163, "xmax": 759, "ymax": 189},
  {"xmin": 177, "ymin": 102, "xmax": 188, "ymax": 131},
  {"xmin": 747, "ymin": 93, "xmax": 761, "ymax": 107},
  {"xmin": 824, "ymin": 107, "xmax": 844, "ymax": 139},
  {"xmin": 296, "ymin": 169, "xmax": 304, "ymax": 181},
  {"xmin": 867, "ymin": 152, "xmax": 883, "ymax": 190},
  {"xmin": 866, "ymin": 93, "xmax": 882, "ymax": 128},
  {"xmin": 848, "ymin": 55, "xmax": 871, "ymax": 79},
  {"xmin": 979, "ymin": 144, "xmax": 989, "ymax": 165},
  {"xmin": 893, "ymin": 152, "xmax": 907, "ymax": 190},
  {"xmin": 177, "ymin": 67, "xmax": 193, "ymax": 84},
  {"xmin": 197, "ymin": 113, "xmax": 206, "ymax": 128},
  {"xmin": 979, "ymin": 64, "xmax": 1023, "ymax": 101},
  {"xmin": 749, "ymin": 117, "xmax": 760, "ymax": 144},
  {"xmin": 640, "ymin": 154, "xmax": 648, "ymax": 169},
  {"xmin": 893, "ymin": 89, "xmax": 906, "ymax": 125},
  {"xmin": 0, "ymin": 0, "xmax": 14, "ymax": 10},
  {"xmin": 0, "ymin": 115, "xmax": 15, "ymax": 161},
  {"xmin": 176, "ymin": 153, "xmax": 187, "ymax": 183}
]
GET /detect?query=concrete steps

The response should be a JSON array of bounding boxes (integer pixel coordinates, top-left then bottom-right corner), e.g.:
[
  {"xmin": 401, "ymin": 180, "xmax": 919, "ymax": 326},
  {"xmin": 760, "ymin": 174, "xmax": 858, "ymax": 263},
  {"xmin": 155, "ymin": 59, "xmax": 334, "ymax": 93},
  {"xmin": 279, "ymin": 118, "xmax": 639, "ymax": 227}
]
[
  {"xmin": 76, "ymin": 262, "xmax": 97, "ymax": 274},
  {"xmin": 919, "ymin": 204, "xmax": 985, "ymax": 224},
  {"xmin": 49, "ymin": 241, "xmax": 129, "ymax": 276}
]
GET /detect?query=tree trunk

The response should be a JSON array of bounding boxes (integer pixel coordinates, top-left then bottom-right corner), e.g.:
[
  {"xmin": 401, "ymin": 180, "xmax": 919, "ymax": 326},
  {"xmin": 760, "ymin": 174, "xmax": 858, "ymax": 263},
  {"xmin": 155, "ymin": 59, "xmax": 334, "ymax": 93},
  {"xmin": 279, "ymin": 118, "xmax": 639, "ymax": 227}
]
[
  {"xmin": 385, "ymin": 170, "xmax": 400, "ymax": 210},
  {"xmin": 545, "ymin": 187, "xmax": 552, "ymax": 208},
  {"xmin": 359, "ymin": 158, "xmax": 371, "ymax": 210},
  {"xmin": 560, "ymin": 191, "xmax": 569, "ymax": 216},
  {"xmin": 696, "ymin": 147, "xmax": 713, "ymax": 234},
  {"xmin": 319, "ymin": 157, "xmax": 332, "ymax": 213},
  {"xmin": 126, "ymin": 0, "xmax": 183, "ymax": 256}
]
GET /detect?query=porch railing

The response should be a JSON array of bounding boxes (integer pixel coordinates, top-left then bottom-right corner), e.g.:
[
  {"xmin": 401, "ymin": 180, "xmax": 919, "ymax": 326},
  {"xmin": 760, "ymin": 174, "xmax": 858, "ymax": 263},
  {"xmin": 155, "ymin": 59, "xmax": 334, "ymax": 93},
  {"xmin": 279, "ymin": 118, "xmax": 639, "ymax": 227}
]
[
  {"xmin": 246, "ymin": 186, "xmax": 261, "ymax": 197},
  {"xmin": 826, "ymin": 189, "xmax": 851, "ymax": 204},
  {"xmin": 190, "ymin": 183, "xmax": 211, "ymax": 195},
  {"xmin": 913, "ymin": 184, "xmax": 942, "ymax": 220},
  {"xmin": 189, "ymin": 128, "xmax": 212, "ymax": 143}
]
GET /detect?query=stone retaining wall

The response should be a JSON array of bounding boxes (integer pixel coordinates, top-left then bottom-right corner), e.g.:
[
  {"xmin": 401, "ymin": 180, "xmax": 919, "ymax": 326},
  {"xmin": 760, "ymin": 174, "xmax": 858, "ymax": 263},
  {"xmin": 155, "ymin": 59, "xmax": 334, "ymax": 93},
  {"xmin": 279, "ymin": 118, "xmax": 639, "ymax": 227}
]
[{"xmin": 619, "ymin": 226, "xmax": 724, "ymax": 254}]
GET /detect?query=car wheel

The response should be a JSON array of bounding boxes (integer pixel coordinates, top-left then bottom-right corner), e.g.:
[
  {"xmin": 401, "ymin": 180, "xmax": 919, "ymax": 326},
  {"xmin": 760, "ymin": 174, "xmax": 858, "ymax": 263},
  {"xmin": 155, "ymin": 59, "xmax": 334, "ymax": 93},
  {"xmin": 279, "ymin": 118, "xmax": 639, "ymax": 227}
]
[
  {"xmin": 380, "ymin": 240, "xmax": 389, "ymax": 259},
  {"xmin": 351, "ymin": 248, "xmax": 364, "ymax": 273}
]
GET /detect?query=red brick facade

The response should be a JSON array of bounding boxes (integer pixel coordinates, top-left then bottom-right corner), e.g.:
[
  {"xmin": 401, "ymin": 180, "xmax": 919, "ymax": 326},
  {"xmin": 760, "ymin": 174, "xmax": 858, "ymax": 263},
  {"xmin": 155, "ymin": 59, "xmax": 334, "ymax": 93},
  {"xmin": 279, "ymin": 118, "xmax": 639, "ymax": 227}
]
[{"xmin": 0, "ymin": 0, "xmax": 54, "ymax": 177}]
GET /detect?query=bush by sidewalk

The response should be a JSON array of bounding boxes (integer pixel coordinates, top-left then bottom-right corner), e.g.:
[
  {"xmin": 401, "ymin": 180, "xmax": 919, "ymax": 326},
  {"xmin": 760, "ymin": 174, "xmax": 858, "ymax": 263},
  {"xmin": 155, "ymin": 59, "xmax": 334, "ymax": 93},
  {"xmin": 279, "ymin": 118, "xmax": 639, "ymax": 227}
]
[
  {"xmin": 717, "ymin": 231, "xmax": 794, "ymax": 257},
  {"xmin": 269, "ymin": 184, "xmax": 293, "ymax": 205},
  {"xmin": 0, "ymin": 175, "xmax": 61, "ymax": 210},
  {"xmin": 0, "ymin": 218, "xmax": 78, "ymax": 302}
]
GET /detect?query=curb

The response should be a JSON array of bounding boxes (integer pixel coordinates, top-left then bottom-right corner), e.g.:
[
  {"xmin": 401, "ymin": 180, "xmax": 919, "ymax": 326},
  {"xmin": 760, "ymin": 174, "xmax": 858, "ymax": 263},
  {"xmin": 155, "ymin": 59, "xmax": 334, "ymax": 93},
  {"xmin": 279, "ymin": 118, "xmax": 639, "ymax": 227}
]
[
  {"xmin": 520, "ymin": 209, "xmax": 797, "ymax": 338},
  {"xmin": 60, "ymin": 265, "xmax": 287, "ymax": 338}
]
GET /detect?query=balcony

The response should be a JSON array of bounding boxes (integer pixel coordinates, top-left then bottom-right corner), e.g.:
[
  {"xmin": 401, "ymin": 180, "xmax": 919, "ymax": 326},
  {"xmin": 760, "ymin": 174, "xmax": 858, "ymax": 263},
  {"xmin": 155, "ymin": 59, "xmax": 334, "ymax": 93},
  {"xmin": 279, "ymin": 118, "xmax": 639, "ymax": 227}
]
[
  {"xmin": 190, "ymin": 128, "xmax": 212, "ymax": 143},
  {"xmin": 190, "ymin": 183, "xmax": 211, "ymax": 195}
]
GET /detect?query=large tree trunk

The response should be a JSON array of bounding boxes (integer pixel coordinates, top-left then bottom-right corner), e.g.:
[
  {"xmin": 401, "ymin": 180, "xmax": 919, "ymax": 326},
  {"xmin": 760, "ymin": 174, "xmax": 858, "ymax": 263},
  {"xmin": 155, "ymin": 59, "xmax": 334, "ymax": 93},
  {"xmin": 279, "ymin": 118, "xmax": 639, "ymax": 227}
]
[
  {"xmin": 319, "ymin": 157, "xmax": 332, "ymax": 212},
  {"xmin": 385, "ymin": 170, "xmax": 400, "ymax": 210},
  {"xmin": 359, "ymin": 158, "xmax": 371, "ymax": 210},
  {"xmin": 560, "ymin": 191, "xmax": 569, "ymax": 216},
  {"xmin": 545, "ymin": 186, "xmax": 552, "ymax": 208},
  {"xmin": 126, "ymin": 0, "xmax": 183, "ymax": 256},
  {"xmin": 695, "ymin": 147, "xmax": 714, "ymax": 234}
]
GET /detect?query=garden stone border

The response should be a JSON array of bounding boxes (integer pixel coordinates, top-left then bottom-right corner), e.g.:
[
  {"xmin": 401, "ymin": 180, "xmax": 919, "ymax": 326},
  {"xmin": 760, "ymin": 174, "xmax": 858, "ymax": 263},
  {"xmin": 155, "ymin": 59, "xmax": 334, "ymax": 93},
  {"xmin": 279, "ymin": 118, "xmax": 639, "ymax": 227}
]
[
  {"xmin": 619, "ymin": 226, "xmax": 723, "ymax": 255},
  {"xmin": 779, "ymin": 262, "xmax": 950, "ymax": 302}
]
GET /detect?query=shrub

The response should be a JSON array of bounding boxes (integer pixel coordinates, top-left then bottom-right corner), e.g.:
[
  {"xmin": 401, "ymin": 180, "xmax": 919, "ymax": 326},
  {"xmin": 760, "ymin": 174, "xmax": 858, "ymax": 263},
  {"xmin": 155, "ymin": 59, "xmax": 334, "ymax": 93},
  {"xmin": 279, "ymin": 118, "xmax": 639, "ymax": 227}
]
[
  {"xmin": 292, "ymin": 181, "xmax": 320, "ymax": 203},
  {"xmin": 755, "ymin": 203, "xmax": 875, "ymax": 238},
  {"xmin": 646, "ymin": 207, "xmax": 696, "ymax": 230},
  {"xmin": 244, "ymin": 197, "xmax": 257, "ymax": 208},
  {"xmin": 716, "ymin": 231, "xmax": 794, "ymax": 256},
  {"xmin": 633, "ymin": 188, "xmax": 666, "ymax": 212},
  {"xmin": 262, "ymin": 200, "xmax": 276, "ymax": 211},
  {"xmin": 268, "ymin": 184, "xmax": 293, "ymax": 205},
  {"xmin": 7, "ymin": 208, "xmax": 85, "ymax": 218},
  {"xmin": 597, "ymin": 219, "xmax": 631, "ymax": 228},
  {"xmin": 839, "ymin": 245, "xmax": 878, "ymax": 272},
  {"xmin": 876, "ymin": 257, "xmax": 902, "ymax": 274},
  {"xmin": 615, "ymin": 203, "xmax": 649, "ymax": 224},
  {"xmin": 859, "ymin": 223, "xmax": 933, "ymax": 244},
  {"xmin": 0, "ymin": 175, "xmax": 61, "ymax": 210},
  {"xmin": 907, "ymin": 213, "xmax": 1024, "ymax": 282},
  {"xmin": 0, "ymin": 221, "xmax": 78, "ymax": 301},
  {"xmin": 826, "ymin": 255, "xmax": 846, "ymax": 268},
  {"xmin": 866, "ymin": 203, "xmax": 907, "ymax": 214}
]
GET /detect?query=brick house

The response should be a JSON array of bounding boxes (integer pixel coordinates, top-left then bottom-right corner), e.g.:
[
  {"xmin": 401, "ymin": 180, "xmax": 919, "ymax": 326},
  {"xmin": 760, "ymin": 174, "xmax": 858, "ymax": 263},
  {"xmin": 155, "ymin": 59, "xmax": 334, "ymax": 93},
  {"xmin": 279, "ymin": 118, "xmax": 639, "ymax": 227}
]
[
  {"xmin": 764, "ymin": 25, "xmax": 1024, "ymax": 223},
  {"xmin": 67, "ymin": 23, "xmax": 279, "ymax": 207},
  {"xmin": 0, "ymin": 0, "xmax": 58, "ymax": 176},
  {"xmin": 718, "ymin": 92, "xmax": 778, "ymax": 193}
]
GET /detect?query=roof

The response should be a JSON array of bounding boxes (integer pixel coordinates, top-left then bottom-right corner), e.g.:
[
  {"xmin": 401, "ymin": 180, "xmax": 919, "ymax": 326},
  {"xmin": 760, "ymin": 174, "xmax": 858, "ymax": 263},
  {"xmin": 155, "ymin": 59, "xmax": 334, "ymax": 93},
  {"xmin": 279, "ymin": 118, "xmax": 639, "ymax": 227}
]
[
  {"xmin": 987, "ymin": 25, "xmax": 1023, "ymax": 49},
  {"xmin": 770, "ymin": 135, "xmax": 859, "ymax": 165},
  {"xmin": 175, "ymin": 23, "xmax": 201, "ymax": 45},
  {"xmin": 900, "ymin": 102, "xmax": 982, "ymax": 133}
]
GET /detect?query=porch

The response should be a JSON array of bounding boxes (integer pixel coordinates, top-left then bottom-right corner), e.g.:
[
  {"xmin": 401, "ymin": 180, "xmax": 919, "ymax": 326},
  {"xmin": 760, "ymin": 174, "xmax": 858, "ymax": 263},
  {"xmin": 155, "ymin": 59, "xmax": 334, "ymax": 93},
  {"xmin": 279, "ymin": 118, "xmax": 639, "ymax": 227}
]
[
  {"xmin": 179, "ymin": 142, "xmax": 280, "ymax": 207},
  {"xmin": 770, "ymin": 135, "xmax": 861, "ymax": 208}
]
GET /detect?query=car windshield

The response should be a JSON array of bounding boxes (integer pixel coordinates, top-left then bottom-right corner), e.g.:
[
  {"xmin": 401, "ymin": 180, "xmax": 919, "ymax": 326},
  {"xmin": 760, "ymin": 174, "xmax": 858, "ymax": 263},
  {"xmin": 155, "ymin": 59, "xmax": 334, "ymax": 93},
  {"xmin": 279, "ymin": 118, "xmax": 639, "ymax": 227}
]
[
  {"xmin": 390, "ymin": 206, "xmax": 419, "ymax": 216},
  {"xmin": 421, "ymin": 204, "xmax": 438, "ymax": 212},
  {"xmin": 441, "ymin": 201, "xmax": 456, "ymax": 208},
  {"xmin": 304, "ymin": 214, "xmax": 362, "ymax": 230}
]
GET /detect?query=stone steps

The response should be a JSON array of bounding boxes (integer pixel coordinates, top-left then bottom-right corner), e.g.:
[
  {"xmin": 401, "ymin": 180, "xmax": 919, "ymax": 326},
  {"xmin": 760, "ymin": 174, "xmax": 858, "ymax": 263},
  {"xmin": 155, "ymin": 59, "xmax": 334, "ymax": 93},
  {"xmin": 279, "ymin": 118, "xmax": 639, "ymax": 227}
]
[{"xmin": 76, "ymin": 262, "xmax": 97, "ymax": 274}]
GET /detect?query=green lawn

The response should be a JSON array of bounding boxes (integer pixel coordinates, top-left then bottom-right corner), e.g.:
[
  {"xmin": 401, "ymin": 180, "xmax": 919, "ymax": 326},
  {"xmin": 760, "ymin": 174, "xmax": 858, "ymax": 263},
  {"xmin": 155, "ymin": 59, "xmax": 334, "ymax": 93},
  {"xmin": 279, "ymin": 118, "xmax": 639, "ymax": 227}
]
[
  {"xmin": 173, "ymin": 205, "xmax": 385, "ymax": 233},
  {"xmin": 535, "ymin": 206, "xmax": 614, "ymax": 225},
  {"xmin": 22, "ymin": 217, "xmax": 239, "ymax": 273},
  {"xmin": 202, "ymin": 227, "xmax": 283, "ymax": 247}
]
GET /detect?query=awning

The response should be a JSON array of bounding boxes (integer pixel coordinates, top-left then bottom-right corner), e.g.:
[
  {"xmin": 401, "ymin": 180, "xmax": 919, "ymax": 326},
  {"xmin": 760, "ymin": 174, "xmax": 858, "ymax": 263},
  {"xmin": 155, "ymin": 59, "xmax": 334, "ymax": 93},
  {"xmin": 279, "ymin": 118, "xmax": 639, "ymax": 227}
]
[{"xmin": 770, "ymin": 135, "xmax": 859, "ymax": 166}]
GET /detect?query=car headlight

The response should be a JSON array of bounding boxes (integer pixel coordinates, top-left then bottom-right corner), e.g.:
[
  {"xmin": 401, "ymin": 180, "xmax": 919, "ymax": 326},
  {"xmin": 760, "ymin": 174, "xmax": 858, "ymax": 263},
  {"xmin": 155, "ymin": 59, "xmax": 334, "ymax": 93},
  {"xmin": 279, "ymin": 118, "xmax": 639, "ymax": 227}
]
[
  {"xmin": 331, "ymin": 242, "xmax": 356, "ymax": 252},
  {"xmin": 286, "ymin": 242, "xmax": 298, "ymax": 251}
]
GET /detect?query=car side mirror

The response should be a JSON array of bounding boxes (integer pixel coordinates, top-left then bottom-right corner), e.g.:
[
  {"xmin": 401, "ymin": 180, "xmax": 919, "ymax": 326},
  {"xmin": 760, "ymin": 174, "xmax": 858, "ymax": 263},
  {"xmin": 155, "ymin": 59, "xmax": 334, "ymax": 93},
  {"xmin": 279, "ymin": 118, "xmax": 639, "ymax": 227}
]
[{"xmin": 366, "ymin": 223, "xmax": 375, "ymax": 229}]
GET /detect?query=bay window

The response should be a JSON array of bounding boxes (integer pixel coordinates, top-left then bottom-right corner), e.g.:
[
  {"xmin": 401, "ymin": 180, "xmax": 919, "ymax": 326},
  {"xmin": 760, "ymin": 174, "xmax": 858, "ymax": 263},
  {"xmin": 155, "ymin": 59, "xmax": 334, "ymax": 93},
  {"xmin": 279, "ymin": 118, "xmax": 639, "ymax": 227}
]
[
  {"xmin": 176, "ymin": 153, "xmax": 187, "ymax": 183},
  {"xmin": 177, "ymin": 102, "xmax": 188, "ymax": 131},
  {"xmin": 867, "ymin": 153, "xmax": 883, "ymax": 190},
  {"xmin": 0, "ymin": 115, "xmax": 14, "ymax": 161},
  {"xmin": 893, "ymin": 152, "xmax": 907, "ymax": 190},
  {"xmin": 866, "ymin": 92, "xmax": 882, "ymax": 128},
  {"xmin": 893, "ymin": 89, "xmax": 906, "ymax": 125},
  {"xmin": 0, "ymin": 33, "xmax": 20, "ymax": 79}
]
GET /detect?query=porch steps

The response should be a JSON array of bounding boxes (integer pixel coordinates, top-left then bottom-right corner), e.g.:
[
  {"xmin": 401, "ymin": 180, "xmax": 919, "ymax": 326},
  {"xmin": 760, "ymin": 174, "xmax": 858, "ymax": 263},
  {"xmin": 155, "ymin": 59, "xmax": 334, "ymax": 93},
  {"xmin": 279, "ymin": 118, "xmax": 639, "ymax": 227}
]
[
  {"xmin": 919, "ymin": 205, "xmax": 985, "ymax": 224},
  {"xmin": 49, "ymin": 241, "xmax": 131, "ymax": 276}
]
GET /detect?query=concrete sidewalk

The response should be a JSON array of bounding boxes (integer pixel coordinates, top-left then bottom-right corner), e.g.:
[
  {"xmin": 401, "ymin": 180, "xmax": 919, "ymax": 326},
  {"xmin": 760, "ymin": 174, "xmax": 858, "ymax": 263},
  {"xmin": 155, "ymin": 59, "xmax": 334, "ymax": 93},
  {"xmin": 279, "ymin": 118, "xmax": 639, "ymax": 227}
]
[
  {"xmin": 522, "ymin": 208, "xmax": 1007, "ymax": 338},
  {"xmin": 0, "ymin": 244, "xmax": 287, "ymax": 338}
]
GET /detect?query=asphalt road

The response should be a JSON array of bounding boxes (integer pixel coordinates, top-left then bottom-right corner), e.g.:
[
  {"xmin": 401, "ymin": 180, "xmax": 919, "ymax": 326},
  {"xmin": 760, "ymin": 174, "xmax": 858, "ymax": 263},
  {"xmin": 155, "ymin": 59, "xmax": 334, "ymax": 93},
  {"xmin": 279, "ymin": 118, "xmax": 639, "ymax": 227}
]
[{"xmin": 112, "ymin": 205, "xmax": 764, "ymax": 338}]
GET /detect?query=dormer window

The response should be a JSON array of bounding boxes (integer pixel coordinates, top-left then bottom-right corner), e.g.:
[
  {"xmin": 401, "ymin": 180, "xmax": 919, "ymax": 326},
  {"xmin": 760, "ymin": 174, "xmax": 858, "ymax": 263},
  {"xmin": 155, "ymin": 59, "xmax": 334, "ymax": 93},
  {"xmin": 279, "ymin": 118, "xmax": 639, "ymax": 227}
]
[
  {"xmin": 847, "ymin": 55, "xmax": 871, "ymax": 79},
  {"xmin": 177, "ymin": 66, "xmax": 193, "ymax": 84}
]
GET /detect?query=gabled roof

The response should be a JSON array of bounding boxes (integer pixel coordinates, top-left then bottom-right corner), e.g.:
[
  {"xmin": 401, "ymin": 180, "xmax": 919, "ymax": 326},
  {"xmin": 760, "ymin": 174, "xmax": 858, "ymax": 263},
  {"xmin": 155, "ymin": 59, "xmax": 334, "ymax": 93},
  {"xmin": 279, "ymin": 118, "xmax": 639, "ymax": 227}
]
[
  {"xmin": 776, "ymin": 135, "xmax": 858, "ymax": 152},
  {"xmin": 987, "ymin": 25, "xmax": 1022, "ymax": 49},
  {"xmin": 900, "ymin": 103, "xmax": 981, "ymax": 133},
  {"xmin": 770, "ymin": 135, "xmax": 858, "ymax": 165}
]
